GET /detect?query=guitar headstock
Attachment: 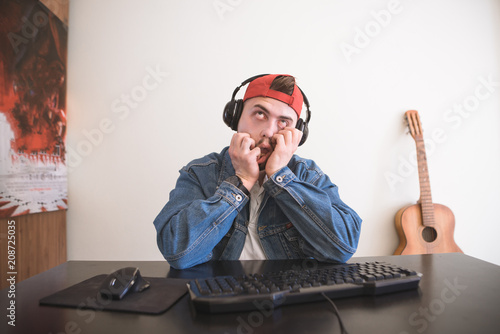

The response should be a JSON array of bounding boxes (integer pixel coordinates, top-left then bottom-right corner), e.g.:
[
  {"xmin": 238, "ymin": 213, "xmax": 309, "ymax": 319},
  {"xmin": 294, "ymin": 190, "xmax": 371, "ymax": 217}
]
[{"xmin": 405, "ymin": 110, "xmax": 423, "ymax": 141}]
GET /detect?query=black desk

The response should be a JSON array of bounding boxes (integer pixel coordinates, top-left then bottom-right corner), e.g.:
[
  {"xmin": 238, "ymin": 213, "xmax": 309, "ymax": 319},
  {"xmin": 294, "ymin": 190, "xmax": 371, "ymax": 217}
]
[{"xmin": 1, "ymin": 253, "xmax": 499, "ymax": 334}]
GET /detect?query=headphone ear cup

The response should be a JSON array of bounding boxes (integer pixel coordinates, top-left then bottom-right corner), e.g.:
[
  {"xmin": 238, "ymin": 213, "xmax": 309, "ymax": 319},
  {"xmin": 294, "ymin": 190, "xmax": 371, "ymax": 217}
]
[
  {"xmin": 223, "ymin": 99, "xmax": 244, "ymax": 131},
  {"xmin": 223, "ymin": 100, "xmax": 235, "ymax": 128},
  {"xmin": 296, "ymin": 118, "xmax": 304, "ymax": 132},
  {"xmin": 296, "ymin": 118, "xmax": 308, "ymax": 146},
  {"xmin": 230, "ymin": 99, "xmax": 243, "ymax": 131},
  {"xmin": 299, "ymin": 123, "xmax": 308, "ymax": 146}
]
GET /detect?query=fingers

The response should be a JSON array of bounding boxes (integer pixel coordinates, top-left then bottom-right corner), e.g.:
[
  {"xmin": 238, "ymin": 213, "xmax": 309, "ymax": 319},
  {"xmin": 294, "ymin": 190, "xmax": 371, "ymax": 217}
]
[
  {"xmin": 228, "ymin": 133, "xmax": 260, "ymax": 188},
  {"xmin": 266, "ymin": 128, "xmax": 302, "ymax": 177},
  {"xmin": 231, "ymin": 133, "xmax": 255, "ymax": 151},
  {"xmin": 273, "ymin": 127, "xmax": 302, "ymax": 149},
  {"xmin": 233, "ymin": 135, "xmax": 260, "ymax": 162}
]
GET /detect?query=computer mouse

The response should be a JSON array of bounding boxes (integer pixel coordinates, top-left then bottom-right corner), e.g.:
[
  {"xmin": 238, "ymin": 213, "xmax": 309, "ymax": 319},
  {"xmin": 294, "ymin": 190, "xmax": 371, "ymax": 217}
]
[{"xmin": 98, "ymin": 267, "xmax": 150, "ymax": 300}]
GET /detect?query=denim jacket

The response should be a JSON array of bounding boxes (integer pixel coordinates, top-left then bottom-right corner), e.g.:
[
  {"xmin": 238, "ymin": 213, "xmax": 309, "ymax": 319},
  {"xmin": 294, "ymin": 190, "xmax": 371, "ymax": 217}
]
[{"xmin": 153, "ymin": 147, "xmax": 362, "ymax": 269}]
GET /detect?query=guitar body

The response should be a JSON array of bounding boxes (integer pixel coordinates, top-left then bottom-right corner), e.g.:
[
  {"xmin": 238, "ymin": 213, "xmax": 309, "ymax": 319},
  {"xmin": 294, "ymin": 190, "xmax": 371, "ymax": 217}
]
[{"xmin": 394, "ymin": 203, "xmax": 463, "ymax": 255}]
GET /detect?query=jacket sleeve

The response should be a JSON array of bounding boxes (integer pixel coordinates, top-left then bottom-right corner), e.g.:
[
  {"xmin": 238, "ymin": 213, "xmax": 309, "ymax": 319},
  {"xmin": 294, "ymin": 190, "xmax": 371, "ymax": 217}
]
[
  {"xmin": 263, "ymin": 162, "xmax": 362, "ymax": 263},
  {"xmin": 153, "ymin": 167, "xmax": 248, "ymax": 269}
]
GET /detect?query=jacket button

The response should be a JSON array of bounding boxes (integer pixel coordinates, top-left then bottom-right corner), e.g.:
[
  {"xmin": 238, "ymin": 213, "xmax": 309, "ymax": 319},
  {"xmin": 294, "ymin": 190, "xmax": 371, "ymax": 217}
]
[
  {"xmin": 276, "ymin": 176, "xmax": 283, "ymax": 183},
  {"xmin": 235, "ymin": 194, "xmax": 242, "ymax": 202}
]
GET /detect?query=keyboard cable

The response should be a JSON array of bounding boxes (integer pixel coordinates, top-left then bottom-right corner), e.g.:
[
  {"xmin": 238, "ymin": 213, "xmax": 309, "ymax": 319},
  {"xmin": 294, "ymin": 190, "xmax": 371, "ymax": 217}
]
[{"xmin": 321, "ymin": 292, "xmax": 349, "ymax": 334}]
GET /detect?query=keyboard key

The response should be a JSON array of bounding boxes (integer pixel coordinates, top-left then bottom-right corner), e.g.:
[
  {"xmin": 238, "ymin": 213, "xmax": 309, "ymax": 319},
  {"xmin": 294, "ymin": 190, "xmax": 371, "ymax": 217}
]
[{"xmin": 364, "ymin": 274, "xmax": 376, "ymax": 282}]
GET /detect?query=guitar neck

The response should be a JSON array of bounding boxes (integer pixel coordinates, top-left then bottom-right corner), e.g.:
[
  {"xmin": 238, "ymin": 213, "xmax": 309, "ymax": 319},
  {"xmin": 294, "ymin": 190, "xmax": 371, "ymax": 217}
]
[{"xmin": 415, "ymin": 137, "xmax": 435, "ymax": 226}]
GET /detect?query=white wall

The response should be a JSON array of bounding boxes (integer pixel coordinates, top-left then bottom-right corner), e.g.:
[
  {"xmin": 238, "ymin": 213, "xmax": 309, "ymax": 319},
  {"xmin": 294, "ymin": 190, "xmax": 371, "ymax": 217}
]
[{"xmin": 66, "ymin": 0, "xmax": 500, "ymax": 265}]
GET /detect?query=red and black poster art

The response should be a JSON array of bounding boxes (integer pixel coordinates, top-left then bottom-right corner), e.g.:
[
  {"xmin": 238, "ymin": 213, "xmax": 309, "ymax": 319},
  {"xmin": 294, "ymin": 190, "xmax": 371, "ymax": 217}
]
[{"xmin": 0, "ymin": 0, "xmax": 68, "ymax": 218}]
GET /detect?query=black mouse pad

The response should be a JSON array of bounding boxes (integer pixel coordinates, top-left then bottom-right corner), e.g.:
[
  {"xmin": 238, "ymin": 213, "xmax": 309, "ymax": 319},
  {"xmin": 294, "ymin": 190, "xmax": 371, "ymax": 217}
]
[{"xmin": 39, "ymin": 275, "xmax": 190, "ymax": 315}]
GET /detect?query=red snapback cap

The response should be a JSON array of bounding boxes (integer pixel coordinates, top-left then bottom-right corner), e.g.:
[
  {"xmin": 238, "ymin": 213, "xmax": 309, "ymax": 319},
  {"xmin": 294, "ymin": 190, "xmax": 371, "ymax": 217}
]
[{"xmin": 242, "ymin": 74, "xmax": 303, "ymax": 117}]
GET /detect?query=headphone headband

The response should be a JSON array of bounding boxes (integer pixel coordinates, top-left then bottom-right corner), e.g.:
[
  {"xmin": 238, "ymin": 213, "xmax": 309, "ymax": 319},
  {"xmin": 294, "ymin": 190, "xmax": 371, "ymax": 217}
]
[{"xmin": 231, "ymin": 74, "xmax": 269, "ymax": 100}]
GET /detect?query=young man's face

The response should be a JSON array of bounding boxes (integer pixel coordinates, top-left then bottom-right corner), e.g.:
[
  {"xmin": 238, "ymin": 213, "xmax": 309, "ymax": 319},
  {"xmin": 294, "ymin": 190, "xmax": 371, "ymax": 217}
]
[{"xmin": 237, "ymin": 97, "xmax": 298, "ymax": 169}]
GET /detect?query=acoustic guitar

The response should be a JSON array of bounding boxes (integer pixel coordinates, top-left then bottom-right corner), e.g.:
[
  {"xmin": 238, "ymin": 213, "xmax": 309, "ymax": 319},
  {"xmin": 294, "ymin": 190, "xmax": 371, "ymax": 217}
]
[{"xmin": 393, "ymin": 110, "xmax": 463, "ymax": 255}]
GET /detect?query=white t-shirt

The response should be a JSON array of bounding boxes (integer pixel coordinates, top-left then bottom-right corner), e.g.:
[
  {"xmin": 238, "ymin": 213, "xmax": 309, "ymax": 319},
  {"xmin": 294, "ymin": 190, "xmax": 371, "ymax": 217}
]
[{"xmin": 238, "ymin": 180, "xmax": 267, "ymax": 260}]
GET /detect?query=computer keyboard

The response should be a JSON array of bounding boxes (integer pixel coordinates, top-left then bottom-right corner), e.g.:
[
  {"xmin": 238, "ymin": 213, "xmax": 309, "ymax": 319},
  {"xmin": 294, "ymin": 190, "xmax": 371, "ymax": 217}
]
[{"xmin": 187, "ymin": 261, "xmax": 422, "ymax": 313}]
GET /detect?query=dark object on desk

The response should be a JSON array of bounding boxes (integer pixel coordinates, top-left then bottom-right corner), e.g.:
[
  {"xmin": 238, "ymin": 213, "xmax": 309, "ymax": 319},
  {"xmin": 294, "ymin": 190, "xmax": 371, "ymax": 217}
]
[
  {"xmin": 99, "ymin": 267, "xmax": 150, "ymax": 300},
  {"xmin": 40, "ymin": 274, "xmax": 189, "ymax": 314},
  {"xmin": 187, "ymin": 261, "xmax": 422, "ymax": 313}
]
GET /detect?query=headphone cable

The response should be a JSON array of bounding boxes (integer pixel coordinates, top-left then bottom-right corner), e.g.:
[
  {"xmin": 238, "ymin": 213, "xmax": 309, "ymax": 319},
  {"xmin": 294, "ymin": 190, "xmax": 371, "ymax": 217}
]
[{"xmin": 321, "ymin": 292, "xmax": 350, "ymax": 334}]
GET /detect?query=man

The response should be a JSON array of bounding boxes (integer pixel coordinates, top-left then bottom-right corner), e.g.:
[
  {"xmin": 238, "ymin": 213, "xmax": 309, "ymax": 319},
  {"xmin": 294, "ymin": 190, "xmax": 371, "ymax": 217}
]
[{"xmin": 153, "ymin": 74, "xmax": 361, "ymax": 269}]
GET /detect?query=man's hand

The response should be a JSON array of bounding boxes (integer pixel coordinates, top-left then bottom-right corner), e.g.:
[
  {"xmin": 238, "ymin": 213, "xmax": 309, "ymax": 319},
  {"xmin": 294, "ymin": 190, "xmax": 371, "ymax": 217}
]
[
  {"xmin": 265, "ymin": 127, "xmax": 303, "ymax": 177},
  {"xmin": 228, "ymin": 133, "xmax": 260, "ymax": 190}
]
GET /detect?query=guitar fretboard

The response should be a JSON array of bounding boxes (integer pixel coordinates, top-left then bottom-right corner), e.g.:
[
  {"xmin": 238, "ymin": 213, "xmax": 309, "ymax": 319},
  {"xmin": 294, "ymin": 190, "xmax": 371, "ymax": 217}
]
[{"xmin": 415, "ymin": 137, "xmax": 435, "ymax": 226}]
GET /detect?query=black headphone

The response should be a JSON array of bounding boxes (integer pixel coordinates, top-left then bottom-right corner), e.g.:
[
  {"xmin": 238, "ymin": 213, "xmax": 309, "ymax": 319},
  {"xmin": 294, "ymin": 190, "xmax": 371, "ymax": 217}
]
[{"xmin": 223, "ymin": 74, "xmax": 311, "ymax": 146}]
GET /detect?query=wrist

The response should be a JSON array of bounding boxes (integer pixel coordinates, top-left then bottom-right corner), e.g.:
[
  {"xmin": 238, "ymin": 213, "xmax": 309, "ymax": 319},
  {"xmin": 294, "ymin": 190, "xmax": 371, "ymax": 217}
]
[
  {"xmin": 239, "ymin": 178, "xmax": 255, "ymax": 192},
  {"xmin": 267, "ymin": 166, "xmax": 288, "ymax": 181},
  {"xmin": 226, "ymin": 175, "xmax": 250, "ymax": 196},
  {"xmin": 266, "ymin": 166, "xmax": 281, "ymax": 179},
  {"xmin": 235, "ymin": 173, "xmax": 258, "ymax": 191}
]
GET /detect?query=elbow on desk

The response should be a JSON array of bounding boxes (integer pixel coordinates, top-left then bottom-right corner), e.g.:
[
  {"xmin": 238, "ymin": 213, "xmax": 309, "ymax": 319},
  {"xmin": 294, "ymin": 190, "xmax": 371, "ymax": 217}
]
[
  {"xmin": 156, "ymin": 241, "xmax": 195, "ymax": 270},
  {"xmin": 337, "ymin": 248, "xmax": 356, "ymax": 263},
  {"xmin": 157, "ymin": 239, "xmax": 213, "ymax": 270},
  {"xmin": 314, "ymin": 245, "xmax": 356, "ymax": 264},
  {"xmin": 306, "ymin": 226, "xmax": 361, "ymax": 264},
  {"xmin": 155, "ymin": 227, "xmax": 211, "ymax": 270},
  {"xmin": 165, "ymin": 253, "xmax": 212, "ymax": 270},
  {"xmin": 154, "ymin": 219, "xmax": 193, "ymax": 269},
  {"xmin": 336, "ymin": 213, "xmax": 362, "ymax": 262}
]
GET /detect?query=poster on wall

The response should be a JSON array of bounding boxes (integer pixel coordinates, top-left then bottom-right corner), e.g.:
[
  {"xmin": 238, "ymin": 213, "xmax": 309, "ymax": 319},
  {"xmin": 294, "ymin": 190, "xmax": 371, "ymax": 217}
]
[{"xmin": 0, "ymin": 0, "xmax": 68, "ymax": 218}]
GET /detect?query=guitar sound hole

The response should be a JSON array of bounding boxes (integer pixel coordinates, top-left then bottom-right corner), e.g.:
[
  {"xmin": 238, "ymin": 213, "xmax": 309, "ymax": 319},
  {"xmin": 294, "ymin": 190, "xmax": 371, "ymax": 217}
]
[{"xmin": 422, "ymin": 226, "xmax": 437, "ymax": 242}]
